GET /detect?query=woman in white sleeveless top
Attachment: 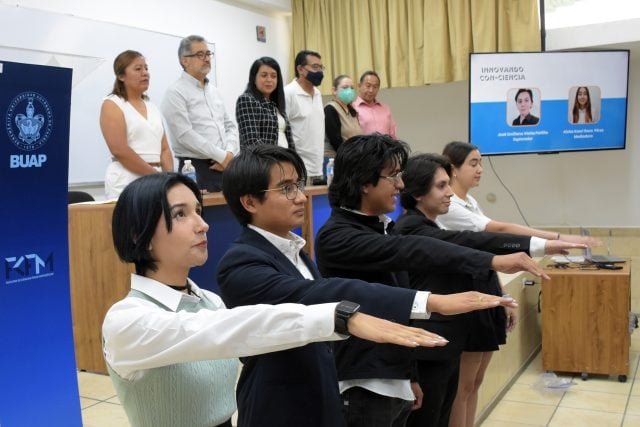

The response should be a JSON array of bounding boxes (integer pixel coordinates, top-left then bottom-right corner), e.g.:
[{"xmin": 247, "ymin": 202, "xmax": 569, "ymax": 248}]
[{"xmin": 100, "ymin": 50, "xmax": 173, "ymax": 199}]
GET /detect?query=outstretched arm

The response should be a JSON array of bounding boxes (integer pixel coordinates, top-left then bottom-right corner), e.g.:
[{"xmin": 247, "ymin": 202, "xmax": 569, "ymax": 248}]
[
  {"xmin": 427, "ymin": 292, "xmax": 517, "ymax": 316},
  {"xmin": 487, "ymin": 220, "xmax": 600, "ymax": 247}
]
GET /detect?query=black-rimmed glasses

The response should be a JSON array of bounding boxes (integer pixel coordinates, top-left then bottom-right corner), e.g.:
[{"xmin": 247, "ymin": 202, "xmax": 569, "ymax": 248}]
[
  {"xmin": 184, "ymin": 51, "xmax": 214, "ymax": 60},
  {"xmin": 379, "ymin": 171, "xmax": 403, "ymax": 183},
  {"xmin": 261, "ymin": 181, "xmax": 306, "ymax": 200}
]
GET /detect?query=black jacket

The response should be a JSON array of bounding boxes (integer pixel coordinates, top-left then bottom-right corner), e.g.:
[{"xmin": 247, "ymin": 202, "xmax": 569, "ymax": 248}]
[
  {"xmin": 315, "ymin": 208, "xmax": 498, "ymax": 369},
  {"xmin": 394, "ymin": 208, "xmax": 533, "ymax": 356}
]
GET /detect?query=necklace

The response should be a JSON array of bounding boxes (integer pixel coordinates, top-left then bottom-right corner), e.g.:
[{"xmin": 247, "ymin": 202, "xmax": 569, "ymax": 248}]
[{"xmin": 168, "ymin": 283, "xmax": 194, "ymax": 295}]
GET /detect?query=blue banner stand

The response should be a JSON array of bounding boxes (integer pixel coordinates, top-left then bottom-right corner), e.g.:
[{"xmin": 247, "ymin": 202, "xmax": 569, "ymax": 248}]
[{"xmin": 0, "ymin": 61, "xmax": 81, "ymax": 426}]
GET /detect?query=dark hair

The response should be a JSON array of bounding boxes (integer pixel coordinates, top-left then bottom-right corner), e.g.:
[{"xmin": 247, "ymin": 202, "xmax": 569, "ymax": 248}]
[
  {"xmin": 329, "ymin": 133, "xmax": 409, "ymax": 210},
  {"xmin": 515, "ymin": 88, "xmax": 534, "ymax": 103},
  {"xmin": 294, "ymin": 50, "xmax": 321, "ymax": 78},
  {"xmin": 400, "ymin": 154, "xmax": 451, "ymax": 209},
  {"xmin": 332, "ymin": 74, "xmax": 350, "ymax": 89},
  {"xmin": 222, "ymin": 145, "xmax": 307, "ymax": 226},
  {"xmin": 572, "ymin": 86, "xmax": 593, "ymax": 124},
  {"xmin": 111, "ymin": 50, "xmax": 148, "ymax": 101},
  {"xmin": 112, "ymin": 173, "xmax": 202, "ymax": 276},
  {"xmin": 359, "ymin": 70, "xmax": 380, "ymax": 85},
  {"xmin": 442, "ymin": 141, "xmax": 479, "ymax": 168},
  {"xmin": 246, "ymin": 57, "xmax": 286, "ymax": 114}
]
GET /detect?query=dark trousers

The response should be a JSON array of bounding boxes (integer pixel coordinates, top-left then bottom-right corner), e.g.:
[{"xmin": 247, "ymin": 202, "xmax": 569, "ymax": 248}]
[
  {"xmin": 214, "ymin": 419, "xmax": 232, "ymax": 427},
  {"xmin": 407, "ymin": 357, "xmax": 460, "ymax": 427},
  {"xmin": 342, "ymin": 386, "xmax": 413, "ymax": 427},
  {"xmin": 178, "ymin": 157, "xmax": 223, "ymax": 193}
]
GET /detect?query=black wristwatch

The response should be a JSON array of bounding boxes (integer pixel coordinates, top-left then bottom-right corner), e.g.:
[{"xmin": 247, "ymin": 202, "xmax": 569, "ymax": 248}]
[{"xmin": 334, "ymin": 301, "xmax": 360, "ymax": 336}]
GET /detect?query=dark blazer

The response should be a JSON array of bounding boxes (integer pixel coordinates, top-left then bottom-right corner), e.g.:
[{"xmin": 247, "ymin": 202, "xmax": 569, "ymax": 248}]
[
  {"xmin": 512, "ymin": 113, "xmax": 539, "ymax": 126},
  {"xmin": 393, "ymin": 208, "xmax": 533, "ymax": 356},
  {"xmin": 217, "ymin": 227, "xmax": 417, "ymax": 427},
  {"xmin": 236, "ymin": 91, "xmax": 294, "ymax": 149}
]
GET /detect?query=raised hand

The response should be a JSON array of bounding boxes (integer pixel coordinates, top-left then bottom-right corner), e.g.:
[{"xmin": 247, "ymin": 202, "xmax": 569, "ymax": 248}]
[
  {"xmin": 544, "ymin": 239, "xmax": 587, "ymax": 255},
  {"xmin": 347, "ymin": 312, "xmax": 449, "ymax": 348},
  {"xmin": 427, "ymin": 291, "xmax": 518, "ymax": 315},
  {"xmin": 491, "ymin": 252, "xmax": 550, "ymax": 280}
]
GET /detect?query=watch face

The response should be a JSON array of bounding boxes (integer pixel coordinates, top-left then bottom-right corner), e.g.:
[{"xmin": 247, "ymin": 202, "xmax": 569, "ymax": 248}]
[{"xmin": 338, "ymin": 301, "xmax": 360, "ymax": 314}]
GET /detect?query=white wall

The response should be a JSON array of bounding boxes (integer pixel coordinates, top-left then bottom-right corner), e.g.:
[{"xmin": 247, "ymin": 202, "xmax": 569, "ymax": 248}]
[
  {"xmin": 9, "ymin": 0, "xmax": 292, "ymax": 99},
  {"xmin": 2, "ymin": 0, "xmax": 291, "ymax": 184},
  {"xmin": 379, "ymin": 29, "xmax": 640, "ymax": 228}
]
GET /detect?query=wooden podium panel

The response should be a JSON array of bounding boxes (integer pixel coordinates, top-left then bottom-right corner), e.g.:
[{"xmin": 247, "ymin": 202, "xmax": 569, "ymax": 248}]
[
  {"xmin": 541, "ymin": 263, "xmax": 631, "ymax": 380},
  {"xmin": 69, "ymin": 203, "xmax": 133, "ymax": 374}
]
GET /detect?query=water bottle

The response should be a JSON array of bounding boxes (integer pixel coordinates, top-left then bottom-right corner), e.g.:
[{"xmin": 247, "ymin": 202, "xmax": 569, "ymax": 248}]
[
  {"xmin": 181, "ymin": 159, "xmax": 197, "ymax": 184},
  {"xmin": 325, "ymin": 158, "xmax": 334, "ymax": 186}
]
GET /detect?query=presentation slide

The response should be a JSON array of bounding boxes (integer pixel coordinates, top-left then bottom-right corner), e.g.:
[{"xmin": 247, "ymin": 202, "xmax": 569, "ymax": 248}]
[{"xmin": 469, "ymin": 51, "xmax": 629, "ymax": 155}]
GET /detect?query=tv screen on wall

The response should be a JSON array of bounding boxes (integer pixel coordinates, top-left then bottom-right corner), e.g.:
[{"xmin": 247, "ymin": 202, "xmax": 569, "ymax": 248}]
[{"xmin": 469, "ymin": 50, "xmax": 629, "ymax": 155}]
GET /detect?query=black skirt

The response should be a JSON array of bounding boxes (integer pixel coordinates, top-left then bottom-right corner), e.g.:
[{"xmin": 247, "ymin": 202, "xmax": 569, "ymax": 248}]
[{"xmin": 465, "ymin": 271, "xmax": 507, "ymax": 352}]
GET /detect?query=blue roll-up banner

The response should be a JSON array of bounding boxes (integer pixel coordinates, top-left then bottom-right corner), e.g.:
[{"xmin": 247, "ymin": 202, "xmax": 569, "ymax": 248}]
[{"xmin": 1, "ymin": 61, "xmax": 81, "ymax": 425}]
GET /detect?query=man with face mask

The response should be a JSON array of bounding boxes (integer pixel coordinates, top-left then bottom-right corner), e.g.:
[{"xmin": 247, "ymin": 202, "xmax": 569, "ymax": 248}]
[{"xmin": 284, "ymin": 50, "xmax": 326, "ymax": 183}]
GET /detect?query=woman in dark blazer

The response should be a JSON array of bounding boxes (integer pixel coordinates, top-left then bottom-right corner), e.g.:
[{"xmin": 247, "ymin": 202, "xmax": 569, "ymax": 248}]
[{"xmin": 236, "ymin": 57, "xmax": 294, "ymax": 149}]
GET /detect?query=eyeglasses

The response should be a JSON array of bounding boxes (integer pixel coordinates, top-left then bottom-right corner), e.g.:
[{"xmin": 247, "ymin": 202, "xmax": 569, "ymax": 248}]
[
  {"xmin": 184, "ymin": 51, "xmax": 214, "ymax": 60},
  {"xmin": 305, "ymin": 64, "xmax": 325, "ymax": 71},
  {"xmin": 261, "ymin": 181, "xmax": 306, "ymax": 200},
  {"xmin": 379, "ymin": 171, "xmax": 403, "ymax": 183}
]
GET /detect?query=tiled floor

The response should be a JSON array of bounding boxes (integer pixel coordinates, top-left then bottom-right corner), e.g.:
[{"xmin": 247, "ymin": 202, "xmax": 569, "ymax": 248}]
[
  {"xmin": 78, "ymin": 334, "xmax": 640, "ymax": 427},
  {"xmin": 480, "ymin": 332, "xmax": 640, "ymax": 427}
]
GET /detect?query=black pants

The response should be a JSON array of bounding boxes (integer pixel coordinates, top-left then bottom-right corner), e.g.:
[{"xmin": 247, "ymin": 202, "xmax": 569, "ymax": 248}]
[
  {"xmin": 342, "ymin": 386, "xmax": 413, "ymax": 427},
  {"xmin": 407, "ymin": 357, "xmax": 460, "ymax": 427},
  {"xmin": 178, "ymin": 157, "xmax": 223, "ymax": 192}
]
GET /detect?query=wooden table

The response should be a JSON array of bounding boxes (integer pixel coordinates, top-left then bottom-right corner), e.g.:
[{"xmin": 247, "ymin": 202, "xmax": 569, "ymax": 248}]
[{"xmin": 541, "ymin": 261, "xmax": 631, "ymax": 381}]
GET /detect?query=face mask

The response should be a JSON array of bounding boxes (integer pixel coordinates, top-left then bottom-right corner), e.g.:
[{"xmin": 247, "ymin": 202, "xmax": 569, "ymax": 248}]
[
  {"xmin": 337, "ymin": 87, "xmax": 356, "ymax": 104},
  {"xmin": 305, "ymin": 70, "xmax": 324, "ymax": 86}
]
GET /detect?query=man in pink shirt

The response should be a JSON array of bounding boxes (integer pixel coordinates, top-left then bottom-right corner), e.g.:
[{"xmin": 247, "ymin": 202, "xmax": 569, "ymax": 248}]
[{"xmin": 352, "ymin": 70, "xmax": 397, "ymax": 138}]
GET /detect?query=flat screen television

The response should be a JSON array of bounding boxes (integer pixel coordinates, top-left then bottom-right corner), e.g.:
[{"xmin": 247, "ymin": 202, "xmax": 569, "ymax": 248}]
[{"xmin": 469, "ymin": 50, "xmax": 629, "ymax": 155}]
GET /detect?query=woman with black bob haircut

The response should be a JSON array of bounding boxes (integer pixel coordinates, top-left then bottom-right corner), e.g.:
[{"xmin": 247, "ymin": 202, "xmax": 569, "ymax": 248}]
[
  {"xmin": 328, "ymin": 132, "xmax": 409, "ymax": 210},
  {"xmin": 105, "ymin": 172, "xmax": 376, "ymax": 427},
  {"xmin": 235, "ymin": 56, "xmax": 294, "ymax": 149},
  {"xmin": 111, "ymin": 172, "xmax": 201, "ymax": 275},
  {"xmin": 222, "ymin": 144, "xmax": 306, "ymax": 226},
  {"xmin": 399, "ymin": 153, "xmax": 452, "ymax": 210}
]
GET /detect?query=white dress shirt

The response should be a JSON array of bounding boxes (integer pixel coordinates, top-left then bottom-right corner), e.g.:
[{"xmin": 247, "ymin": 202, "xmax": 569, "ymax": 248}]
[
  {"xmin": 284, "ymin": 80, "xmax": 325, "ymax": 176},
  {"xmin": 161, "ymin": 72, "xmax": 239, "ymax": 163},
  {"xmin": 103, "ymin": 274, "xmax": 343, "ymax": 381}
]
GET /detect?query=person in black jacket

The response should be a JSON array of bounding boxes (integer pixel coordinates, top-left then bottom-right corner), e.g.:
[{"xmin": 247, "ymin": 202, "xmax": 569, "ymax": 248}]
[
  {"xmin": 314, "ymin": 135, "xmax": 578, "ymax": 427},
  {"xmin": 217, "ymin": 145, "xmax": 534, "ymax": 427}
]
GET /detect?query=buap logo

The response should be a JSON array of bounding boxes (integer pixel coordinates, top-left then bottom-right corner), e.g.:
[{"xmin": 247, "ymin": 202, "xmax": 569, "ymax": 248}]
[
  {"xmin": 4, "ymin": 252, "xmax": 54, "ymax": 284},
  {"xmin": 5, "ymin": 91, "xmax": 53, "ymax": 168},
  {"xmin": 5, "ymin": 91, "xmax": 53, "ymax": 151}
]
